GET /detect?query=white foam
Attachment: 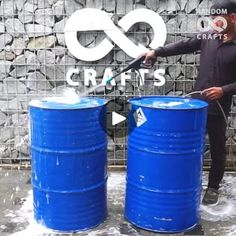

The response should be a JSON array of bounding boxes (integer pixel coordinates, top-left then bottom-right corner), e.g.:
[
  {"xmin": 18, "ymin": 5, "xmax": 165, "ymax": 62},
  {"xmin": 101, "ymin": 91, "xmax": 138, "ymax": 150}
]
[
  {"xmin": 152, "ymin": 101, "xmax": 184, "ymax": 108},
  {"xmin": 201, "ymin": 175, "xmax": 236, "ymax": 222},
  {"xmin": 201, "ymin": 198, "xmax": 235, "ymax": 222},
  {"xmin": 62, "ymin": 87, "xmax": 82, "ymax": 103},
  {"xmin": 42, "ymin": 96, "xmax": 80, "ymax": 105},
  {"xmin": 30, "ymin": 87, "xmax": 102, "ymax": 108},
  {"xmin": 63, "ymin": 88, "xmax": 80, "ymax": 99},
  {"xmin": 10, "ymin": 190, "xmax": 79, "ymax": 236},
  {"xmin": 42, "ymin": 88, "xmax": 81, "ymax": 104},
  {"xmin": 9, "ymin": 173, "xmax": 129, "ymax": 236},
  {"xmin": 225, "ymin": 225, "xmax": 236, "ymax": 236},
  {"xmin": 9, "ymin": 173, "xmax": 236, "ymax": 235},
  {"xmin": 48, "ymin": 87, "xmax": 102, "ymax": 106}
]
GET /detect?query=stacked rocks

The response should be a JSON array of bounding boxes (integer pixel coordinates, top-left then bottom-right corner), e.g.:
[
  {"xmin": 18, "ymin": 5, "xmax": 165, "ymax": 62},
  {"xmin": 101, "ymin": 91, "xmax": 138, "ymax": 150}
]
[{"xmin": 0, "ymin": 0, "xmax": 235, "ymax": 166}]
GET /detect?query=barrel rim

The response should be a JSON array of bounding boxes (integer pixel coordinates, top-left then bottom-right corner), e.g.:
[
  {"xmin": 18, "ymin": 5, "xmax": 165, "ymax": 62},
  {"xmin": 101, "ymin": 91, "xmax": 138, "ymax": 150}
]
[
  {"xmin": 128, "ymin": 96, "xmax": 208, "ymax": 110},
  {"xmin": 29, "ymin": 97, "xmax": 108, "ymax": 110}
]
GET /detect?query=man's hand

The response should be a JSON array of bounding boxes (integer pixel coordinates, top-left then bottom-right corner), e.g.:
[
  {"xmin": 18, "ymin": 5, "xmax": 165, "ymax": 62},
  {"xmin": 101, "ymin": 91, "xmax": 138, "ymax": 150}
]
[
  {"xmin": 144, "ymin": 50, "xmax": 156, "ymax": 64},
  {"xmin": 202, "ymin": 87, "xmax": 223, "ymax": 100}
]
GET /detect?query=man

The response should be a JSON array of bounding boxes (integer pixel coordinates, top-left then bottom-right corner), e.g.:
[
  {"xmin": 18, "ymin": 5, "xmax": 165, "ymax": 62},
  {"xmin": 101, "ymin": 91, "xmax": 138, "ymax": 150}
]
[{"xmin": 144, "ymin": 0, "xmax": 236, "ymax": 204}]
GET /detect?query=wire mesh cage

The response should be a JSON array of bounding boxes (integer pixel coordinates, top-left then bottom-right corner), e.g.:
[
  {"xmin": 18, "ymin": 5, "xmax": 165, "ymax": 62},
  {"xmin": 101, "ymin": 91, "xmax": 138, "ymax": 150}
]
[{"xmin": 0, "ymin": 0, "xmax": 235, "ymax": 170}]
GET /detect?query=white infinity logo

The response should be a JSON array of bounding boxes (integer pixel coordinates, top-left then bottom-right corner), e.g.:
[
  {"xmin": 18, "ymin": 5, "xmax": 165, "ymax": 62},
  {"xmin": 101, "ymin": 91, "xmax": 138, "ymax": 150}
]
[
  {"xmin": 64, "ymin": 8, "xmax": 167, "ymax": 61},
  {"xmin": 197, "ymin": 16, "xmax": 228, "ymax": 33}
]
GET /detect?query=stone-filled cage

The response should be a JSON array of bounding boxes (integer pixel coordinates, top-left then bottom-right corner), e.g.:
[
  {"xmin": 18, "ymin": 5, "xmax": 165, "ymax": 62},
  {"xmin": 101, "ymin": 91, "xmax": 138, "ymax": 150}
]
[{"xmin": 0, "ymin": 0, "xmax": 236, "ymax": 170}]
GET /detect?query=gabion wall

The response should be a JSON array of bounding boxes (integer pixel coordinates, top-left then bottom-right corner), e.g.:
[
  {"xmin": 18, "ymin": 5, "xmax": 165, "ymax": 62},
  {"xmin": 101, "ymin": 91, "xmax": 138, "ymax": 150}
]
[{"xmin": 0, "ymin": 0, "xmax": 235, "ymax": 168}]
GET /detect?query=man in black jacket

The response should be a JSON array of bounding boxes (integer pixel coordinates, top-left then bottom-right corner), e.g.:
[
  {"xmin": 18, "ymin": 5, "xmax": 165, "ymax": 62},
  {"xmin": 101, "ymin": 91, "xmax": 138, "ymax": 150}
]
[{"xmin": 144, "ymin": 0, "xmax": 236, "ymax": 204}]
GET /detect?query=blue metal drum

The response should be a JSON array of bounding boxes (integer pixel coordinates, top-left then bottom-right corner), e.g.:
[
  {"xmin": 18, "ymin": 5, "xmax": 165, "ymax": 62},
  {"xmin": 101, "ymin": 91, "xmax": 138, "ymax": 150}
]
[
  {"xmin": 29, "ymin": 97, "xmax": 108, "ymax": 231},
  {"xmin": 125, "ymin": 96, "xmax": 208, "ymax": 233}
]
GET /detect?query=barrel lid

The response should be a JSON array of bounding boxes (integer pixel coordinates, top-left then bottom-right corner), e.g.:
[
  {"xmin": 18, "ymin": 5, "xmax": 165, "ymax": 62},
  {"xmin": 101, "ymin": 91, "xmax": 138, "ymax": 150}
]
[
  {"xmin": 29, "ymin": 96, "xmax": 108, "ymax": 109},
  {"xmin": 129, "ymin": 96, "xmax": 208, "ymax": 110}
]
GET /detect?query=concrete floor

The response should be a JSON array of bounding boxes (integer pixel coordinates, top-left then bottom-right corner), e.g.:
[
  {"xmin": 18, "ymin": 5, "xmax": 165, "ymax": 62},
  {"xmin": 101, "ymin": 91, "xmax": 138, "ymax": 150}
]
[{"xmin": 0, "ymin": 169, "xmax": 236, "ymax": 236}]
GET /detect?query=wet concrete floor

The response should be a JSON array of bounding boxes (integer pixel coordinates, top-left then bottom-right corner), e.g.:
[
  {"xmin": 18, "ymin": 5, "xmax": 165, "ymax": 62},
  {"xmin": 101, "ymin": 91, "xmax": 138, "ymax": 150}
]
[{"xmin": 0, "ymin": 169, "xmax": 236, "ymax": 236}]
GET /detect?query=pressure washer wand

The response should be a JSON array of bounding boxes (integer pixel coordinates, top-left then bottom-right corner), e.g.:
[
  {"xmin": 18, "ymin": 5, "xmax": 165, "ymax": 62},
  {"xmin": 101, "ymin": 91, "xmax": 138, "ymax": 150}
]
[
  {"xmin": 106, "ymin": 54, "xmax": 156, "ymax": 84},
  {"xmin": 83, "ymin": 54, "xmax": 156, "ymax": 96}
]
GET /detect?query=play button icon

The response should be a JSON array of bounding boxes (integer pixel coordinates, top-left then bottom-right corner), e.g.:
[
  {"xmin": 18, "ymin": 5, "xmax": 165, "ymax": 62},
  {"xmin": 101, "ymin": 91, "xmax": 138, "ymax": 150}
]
[
  {"xmin": 99, "ymin": 97, "xmax": 129, "ymax": 139},
  {"xmin": 112, "ymin": 112, "xmax": 126, "ymax": 126}
]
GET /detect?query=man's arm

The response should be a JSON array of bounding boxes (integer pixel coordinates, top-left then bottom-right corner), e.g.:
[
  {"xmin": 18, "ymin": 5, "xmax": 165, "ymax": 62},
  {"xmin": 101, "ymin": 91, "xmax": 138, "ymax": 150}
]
[
  {"xmin": 154, "ymin": 34, "xmax": 202, "ymax": 57},
  {"xmin": 144, "ymin": 34, "xmax": 202, "ymax": 62},
  {"xmin": 202, "ymin": 83, "xmax": 236, "ymax": 100},
  {"xmin": 222, "ymin": 83, "xmax": 236, "ymax": 96}
]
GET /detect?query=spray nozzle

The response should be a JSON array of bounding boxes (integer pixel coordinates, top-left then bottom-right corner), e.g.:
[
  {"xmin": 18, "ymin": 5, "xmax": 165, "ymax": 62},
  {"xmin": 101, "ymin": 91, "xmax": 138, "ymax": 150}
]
[{"xmin": 105, "ymin": 76, "xmax": 114, "ymax": 84}]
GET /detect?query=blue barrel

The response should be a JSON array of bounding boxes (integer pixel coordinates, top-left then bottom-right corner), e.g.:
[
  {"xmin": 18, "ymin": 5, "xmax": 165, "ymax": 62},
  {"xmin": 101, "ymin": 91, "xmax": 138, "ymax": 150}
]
[
  {"xmin": 125, "ymin": 96, "xmax": 208, "ymax": 233},
  {"xmin": 29, "ymin": 97, "xmax": 108, "ymax": 231}
]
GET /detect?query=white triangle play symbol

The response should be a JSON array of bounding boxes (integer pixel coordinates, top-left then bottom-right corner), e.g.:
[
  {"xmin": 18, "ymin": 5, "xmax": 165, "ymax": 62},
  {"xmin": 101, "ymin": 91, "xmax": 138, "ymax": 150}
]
[{"xmin": 112, "ymin": 112, "xmax": 126, "ymax": 126}]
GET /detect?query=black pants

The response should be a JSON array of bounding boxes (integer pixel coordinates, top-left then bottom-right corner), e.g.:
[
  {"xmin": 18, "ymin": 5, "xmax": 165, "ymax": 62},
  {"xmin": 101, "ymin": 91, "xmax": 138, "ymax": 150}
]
[{"xmin": 206, "ymin": 115, "xmax": 227, "ymax": 190}]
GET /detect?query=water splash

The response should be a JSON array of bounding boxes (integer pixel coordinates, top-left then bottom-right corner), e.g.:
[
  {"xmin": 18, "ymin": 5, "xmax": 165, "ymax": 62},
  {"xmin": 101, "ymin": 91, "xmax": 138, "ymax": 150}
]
[
  {"xmin": 78, "ymin": 84, "xmax": 105, "ymax": 97},
  {"xmin": 44, "ymin": 86, "xmax": 105, "ymax": 105},
  {"xmin": 63, "ymin": 87, "xmax": 82, "ymax": 102},
  {"xmin": 44, "ymin": 87, "xmax": 82, "ymax": 104},
  {"xmin": 74, "ymin": 76, "xmax": 113, "ymax": 97}
]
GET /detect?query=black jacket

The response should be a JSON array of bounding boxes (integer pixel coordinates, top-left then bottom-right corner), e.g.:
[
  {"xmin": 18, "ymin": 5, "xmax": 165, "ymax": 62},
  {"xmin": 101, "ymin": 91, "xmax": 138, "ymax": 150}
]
[{"xmin": 155, "ymin": 31, "xmax": 236, "ymax": 116}]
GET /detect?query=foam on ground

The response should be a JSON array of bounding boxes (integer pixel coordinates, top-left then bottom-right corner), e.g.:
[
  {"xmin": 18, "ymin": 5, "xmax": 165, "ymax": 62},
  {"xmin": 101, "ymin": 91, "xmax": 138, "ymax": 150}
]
[{"xmin": 7, "ymin": 173, "xmax": 236, "ymax": 236}]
